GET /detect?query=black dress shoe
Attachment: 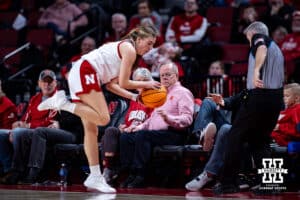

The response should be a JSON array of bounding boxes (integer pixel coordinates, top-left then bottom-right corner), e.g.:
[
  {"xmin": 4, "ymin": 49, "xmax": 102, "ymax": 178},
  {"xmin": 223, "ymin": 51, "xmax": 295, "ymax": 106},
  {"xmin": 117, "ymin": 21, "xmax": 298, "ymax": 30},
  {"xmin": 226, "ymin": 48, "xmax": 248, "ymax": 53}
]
[
  {"xmin": 119, "ymin": 174, "xmax": 136, "ymax": 188},
  {"xmin": 127, "ymin": 176, "xmax": 145, "ymax": 188},
  {"xmin": 213, "ymin": 182, "xmax": 240, "ymax": 195},
  {"xmin": 22, "ymin": 167, "xmax": 40, "ymax": 184},
  {"xmin": 0, "ymin": 171, "xmax": 20, "ymax": 185}
]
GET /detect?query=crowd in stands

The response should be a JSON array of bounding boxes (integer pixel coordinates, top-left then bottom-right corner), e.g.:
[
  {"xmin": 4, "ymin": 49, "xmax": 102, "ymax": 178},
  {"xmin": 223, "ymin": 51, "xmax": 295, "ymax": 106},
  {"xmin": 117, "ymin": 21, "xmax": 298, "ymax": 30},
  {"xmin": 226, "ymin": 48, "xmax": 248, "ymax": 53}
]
[{"xmin": 1, "ymin": 0, "xmax": 300, "ymax": 195}]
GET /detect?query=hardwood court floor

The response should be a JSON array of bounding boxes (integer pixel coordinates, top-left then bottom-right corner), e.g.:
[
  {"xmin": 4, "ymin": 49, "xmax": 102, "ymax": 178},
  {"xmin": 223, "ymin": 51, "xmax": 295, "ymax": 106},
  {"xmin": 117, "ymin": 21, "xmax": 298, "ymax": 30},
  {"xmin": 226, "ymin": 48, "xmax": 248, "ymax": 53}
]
[{"xmin": 0, "ymin": 184, "xmax": 299, "ymax": 200}]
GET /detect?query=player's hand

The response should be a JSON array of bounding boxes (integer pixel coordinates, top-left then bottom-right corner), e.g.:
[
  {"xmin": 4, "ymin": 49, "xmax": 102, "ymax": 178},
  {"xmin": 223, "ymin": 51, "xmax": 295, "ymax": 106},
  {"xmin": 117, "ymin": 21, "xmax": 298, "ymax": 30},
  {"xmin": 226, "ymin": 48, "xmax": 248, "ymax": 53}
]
[{"xmin": 147, "ymin": 80, "xmax": 161, "ymax": 90}]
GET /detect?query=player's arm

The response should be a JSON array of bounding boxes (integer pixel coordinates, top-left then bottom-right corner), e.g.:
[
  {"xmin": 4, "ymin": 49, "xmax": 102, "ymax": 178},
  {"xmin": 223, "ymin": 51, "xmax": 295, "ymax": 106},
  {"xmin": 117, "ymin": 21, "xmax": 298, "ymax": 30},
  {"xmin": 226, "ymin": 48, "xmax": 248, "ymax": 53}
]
[
  {"xmin": 106, "ymin": 77, "xmax": 138, "ymax": 101},
  {"xmin": 118, "ymin": 42, "xmax": 160, "ymax": 90}
]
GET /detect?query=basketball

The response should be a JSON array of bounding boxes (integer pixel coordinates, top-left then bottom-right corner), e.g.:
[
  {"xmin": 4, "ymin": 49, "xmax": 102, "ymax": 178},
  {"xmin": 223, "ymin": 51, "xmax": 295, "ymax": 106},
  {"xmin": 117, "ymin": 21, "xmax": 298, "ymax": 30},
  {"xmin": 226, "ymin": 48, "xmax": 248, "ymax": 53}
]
[{"xmin": 140, "ymin": 86, "xmax": 167, "ymax": 108}]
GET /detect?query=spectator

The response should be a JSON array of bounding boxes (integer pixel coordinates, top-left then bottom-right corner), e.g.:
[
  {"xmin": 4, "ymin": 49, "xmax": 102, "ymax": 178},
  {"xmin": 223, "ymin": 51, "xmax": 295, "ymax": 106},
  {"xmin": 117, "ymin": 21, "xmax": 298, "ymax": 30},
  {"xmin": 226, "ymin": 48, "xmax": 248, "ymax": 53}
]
[
  {"xmin": 12, "ymin": 110, "xmax": 83, "ymax": 184},
  {"xmin": 200, "ymin": 60, "xmax": 228, "ymax": 97},
  {"xmin": 232, "ymin": 5, "xmax": 259, "ymax": 44},
  {"xmin": 119, "ymin": 62, "xmax": 194, "ymax": 188},
  {"xmin": 262, "ymin": 0, "xmax": 294, "ymax": 33},
  {"xmin": 0, "ymin": 69, "xmax": 58, "ymax": 184},
  {"xmin": 103, "ymin": 13, "xmax": 128, "ymax": 43},
  {"xmin": 38, "ymin": 0, "xmax": 88, "ymax": 39},
  {"xmin": 60, "ymin": 36, "xmax": 96, "ymax": 91},
  {"xmin": 142, "ymin": 42, "xmax": 184, "ymax": 79},
  {"xmin": 165, "ymin": 0, "xmax": 208, "ymax": 50},
  {"xmin": 69, "ymin": 36, "xmax": 97, "ymax": 62},
  {"xmin": 0, "ymin": 80, "xmax": 17, "ymax": 129},
  {"xmin": 280, "ymin": 11, "xmax": 300, "ymax": 82},
  {"xmin": 101, "ymin": 68, "xmax": 153, "ymax": 184},
  {"xmin": 128, "ymin": 0, "xmax": 162, "ymax": 32},
  {"xmin": 208, "ymin": 60, "xmax": 225, "ymax": 76},
  {"xmin": 271, "ymin": 83, "xmax": 300, "ymax": 146},
  {"xmin": 186, "ymin": 91, "xmax": 246, "ymax": 191},
  {"xmin": 272, "ymin": 26, "xmax": 288, "ymax": 44}
]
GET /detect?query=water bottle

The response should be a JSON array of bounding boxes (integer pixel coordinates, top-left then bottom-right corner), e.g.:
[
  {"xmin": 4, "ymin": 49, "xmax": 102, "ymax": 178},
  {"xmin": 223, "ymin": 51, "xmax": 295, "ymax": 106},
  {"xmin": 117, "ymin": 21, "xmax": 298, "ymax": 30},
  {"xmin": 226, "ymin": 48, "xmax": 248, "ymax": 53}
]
[{"xmin": 59, "ymin": 163, "xmax": 68, "ymax": 186}]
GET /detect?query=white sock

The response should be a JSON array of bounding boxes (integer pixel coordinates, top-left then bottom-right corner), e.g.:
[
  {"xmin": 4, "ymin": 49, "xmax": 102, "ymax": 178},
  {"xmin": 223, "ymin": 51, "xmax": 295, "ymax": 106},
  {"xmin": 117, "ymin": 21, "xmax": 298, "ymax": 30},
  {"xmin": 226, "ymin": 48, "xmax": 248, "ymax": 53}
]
[
  {"xmin": 90, "ymin": 165, "xmax": 101, "ymax": 176},
  {"xmin": 61, "ymin": 102, "xmax": 76, "ymax": 113}
]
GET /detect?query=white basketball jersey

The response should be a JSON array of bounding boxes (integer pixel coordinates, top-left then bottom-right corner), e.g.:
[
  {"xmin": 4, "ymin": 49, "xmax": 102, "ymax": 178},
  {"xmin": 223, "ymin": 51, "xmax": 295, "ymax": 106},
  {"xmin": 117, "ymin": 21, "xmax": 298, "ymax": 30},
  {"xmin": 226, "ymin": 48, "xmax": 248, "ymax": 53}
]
[{"xmin": 81, "ymin": 41, "xmax": 122, "ymax": 84}]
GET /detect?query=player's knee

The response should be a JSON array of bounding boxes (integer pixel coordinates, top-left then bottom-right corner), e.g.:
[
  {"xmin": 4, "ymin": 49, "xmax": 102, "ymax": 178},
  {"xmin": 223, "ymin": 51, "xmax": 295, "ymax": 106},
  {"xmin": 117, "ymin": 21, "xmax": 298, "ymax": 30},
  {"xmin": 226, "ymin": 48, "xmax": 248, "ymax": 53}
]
[{"xmin": 96, "ymin": 114, "xmax": 110, "ymax": 126}]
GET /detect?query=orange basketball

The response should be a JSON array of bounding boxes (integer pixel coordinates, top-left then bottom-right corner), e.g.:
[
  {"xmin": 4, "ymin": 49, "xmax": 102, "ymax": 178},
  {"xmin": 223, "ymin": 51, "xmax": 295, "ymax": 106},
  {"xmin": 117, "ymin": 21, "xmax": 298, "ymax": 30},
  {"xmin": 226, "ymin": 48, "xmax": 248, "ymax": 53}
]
[{"xmin": 140, "ymin": 86, "xmax": 167, "ymax": 108}]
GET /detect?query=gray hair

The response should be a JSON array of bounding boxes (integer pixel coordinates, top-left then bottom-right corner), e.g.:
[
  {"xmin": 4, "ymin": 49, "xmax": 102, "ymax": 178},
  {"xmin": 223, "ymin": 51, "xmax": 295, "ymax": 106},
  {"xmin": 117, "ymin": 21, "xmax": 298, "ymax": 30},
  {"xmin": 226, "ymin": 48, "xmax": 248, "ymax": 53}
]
[
  {"xmin": 243, "ymin": 21, "xmax": 269, "ymax": 36},
  {"xmin": 132, "ymin": 68, "xmax": 153, "ymax": 81},
  {"xmin": 160, "ymin": 62, "xmax": 178, "ymax": 76}
]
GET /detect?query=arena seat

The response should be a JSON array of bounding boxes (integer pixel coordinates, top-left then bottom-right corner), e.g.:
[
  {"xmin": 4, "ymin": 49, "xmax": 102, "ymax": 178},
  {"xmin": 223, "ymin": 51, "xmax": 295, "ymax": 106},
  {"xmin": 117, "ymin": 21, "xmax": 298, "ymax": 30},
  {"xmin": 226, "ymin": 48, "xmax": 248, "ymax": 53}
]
[
  {"xmin": 206, "ymin": 7, "xmax": 234, "ymax": 28},
  {"xmin": 0, "ymin": 29, "xmax": 18, "ymax": 46}
]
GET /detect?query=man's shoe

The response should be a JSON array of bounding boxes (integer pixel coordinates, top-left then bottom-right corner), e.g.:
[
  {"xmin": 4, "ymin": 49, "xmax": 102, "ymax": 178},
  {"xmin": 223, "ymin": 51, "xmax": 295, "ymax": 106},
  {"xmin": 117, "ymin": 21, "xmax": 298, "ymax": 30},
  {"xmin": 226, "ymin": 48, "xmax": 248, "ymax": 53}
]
[
  {"xmin": 185, "ymin": 171, "xmax": 214, "ymax": 191},
  {"xmin": 127, "ymin": 176, "xmax": 145, "ymax": 188},
  {"xmin": 202, "ymin": 122, "xmax": 217, "ymax": 152},
  {"xmin": 103, "ymin": 168, "xmax": 118, "ymax": 185},
  {"xmin": 83, "ymin": 174, "xmax": 116, "ymax": 193},
  {"xmin": 119, "ymin": 174, "xmax": 136, "ymax": 188},
  {"xmin": 213, "ymin": 182, "xmax": 240, "ymax": 195},
  {"xmin": 0, "ymin": 171, "xmax": 20, "ymax": 185},
  {"xmin": 38, "ymin": 90, "xmax": 67, "ymax": 111},
  {"xmin": 21, "ymin": 167, "xmax": 40, "ymax": 184}
]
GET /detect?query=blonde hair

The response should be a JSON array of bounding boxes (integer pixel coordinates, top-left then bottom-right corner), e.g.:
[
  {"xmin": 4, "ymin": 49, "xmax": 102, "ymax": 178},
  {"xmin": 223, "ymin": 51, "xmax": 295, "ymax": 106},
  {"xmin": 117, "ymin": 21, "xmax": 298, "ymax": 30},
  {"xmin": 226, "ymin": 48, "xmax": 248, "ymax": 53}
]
[
  {"xmin": 290, "ymin": 86, "xmax": 300, "ymax": 97},
  {"xmin": 122, "ymin": 25, "xmax": 158, "ymax": 41},
  {"xmin": 284, "ymin": 83, "xmax": 299, "ymax": 90}
]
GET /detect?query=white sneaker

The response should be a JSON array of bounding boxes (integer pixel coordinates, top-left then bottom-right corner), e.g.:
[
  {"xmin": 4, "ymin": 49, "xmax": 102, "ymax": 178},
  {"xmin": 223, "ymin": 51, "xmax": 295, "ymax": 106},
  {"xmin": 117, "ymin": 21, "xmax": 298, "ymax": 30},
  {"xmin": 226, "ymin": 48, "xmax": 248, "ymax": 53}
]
[
  {"xmin": 185, "ymin": 171, "xmax": 213, "ymax": 191},
  {"xmin": 84, "ymin": 174, "xmax": 116, "ymax": 193},
  {"xmin": 202, "ymin": 122, "xmax": 217, "ymax": 152},
  {"xmin": 38, "ymin": 90, "xmax": 67, "ymax": 111}
]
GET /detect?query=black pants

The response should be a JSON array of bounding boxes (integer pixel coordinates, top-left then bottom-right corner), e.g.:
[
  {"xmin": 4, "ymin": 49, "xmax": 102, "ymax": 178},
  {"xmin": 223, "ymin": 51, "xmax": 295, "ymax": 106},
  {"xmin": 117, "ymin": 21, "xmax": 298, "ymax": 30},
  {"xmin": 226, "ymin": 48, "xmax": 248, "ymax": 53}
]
[
  {"xmin": 220, "ymin": 88, "xmax": 283, "ymax": 184},
  {"xmin": 12, "ymin": 127, "xmax": 76, "ymax": 172},
  {"xmin": 120, "ymin": 129, "xmax": 185, "ymax": 176}
]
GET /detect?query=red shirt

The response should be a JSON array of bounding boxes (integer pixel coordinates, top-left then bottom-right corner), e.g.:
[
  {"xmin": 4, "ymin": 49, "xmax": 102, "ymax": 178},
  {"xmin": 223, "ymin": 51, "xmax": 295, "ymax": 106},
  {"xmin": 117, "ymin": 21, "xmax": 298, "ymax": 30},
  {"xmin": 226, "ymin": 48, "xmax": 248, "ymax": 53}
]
[
  {"xmin": 0, "ymin": 96, "xmax": 17, "ymax": 129},
  {"xmin": 166, "ymin": 13, "xmax": 206, "ymax": 49},
  {"xmin": 124, "ymin": 100, "xmax": 153, "ymax": 127},
  {"xmin": 280, "ymin": 33, "xmax": 300, "ymax": 61},
  {"xmin": 21, "ymin": 92, "xmax": 57, "ymax": 128},
  {"xmin": 271, "ymin": 104, "xmax": 300, "ymax": 146}
]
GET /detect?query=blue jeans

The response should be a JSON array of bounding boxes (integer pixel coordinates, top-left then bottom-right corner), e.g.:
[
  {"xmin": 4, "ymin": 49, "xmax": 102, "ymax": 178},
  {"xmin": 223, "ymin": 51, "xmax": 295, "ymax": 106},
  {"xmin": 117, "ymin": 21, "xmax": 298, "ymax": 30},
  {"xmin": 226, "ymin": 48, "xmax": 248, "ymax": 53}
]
[
  {"xmin": 193, "ymin": 99, "xmax": 231, "ymax": 135},
  {"xmin": 0, "ymin": 128, "xmax": 32, "ymax": 173},
  {"xmin": 204, "ymin": 124, "xmax": 231, "ymax": 176},
  {"xmin": 0, "ymin": 129, "xmax": 12, "ymax": 173}
]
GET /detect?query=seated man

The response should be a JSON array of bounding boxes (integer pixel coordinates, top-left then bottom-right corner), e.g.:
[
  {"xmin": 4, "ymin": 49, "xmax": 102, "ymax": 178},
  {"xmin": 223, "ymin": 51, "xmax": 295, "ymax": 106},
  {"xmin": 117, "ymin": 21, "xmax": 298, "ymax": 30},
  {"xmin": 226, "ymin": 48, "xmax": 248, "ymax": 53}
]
[
  {"xmin": 101, "ymin": 68, "xmax": 153, "ymax": 184},
  {"xmin": 0, "ymin": 69, "xmax": 58, "ymax": 184},
  {"xmin": 119, "ymin": 62, "xmax": 194, "ymax": 188},
  {"xmin": 186, "ymin": 91, "xmax": 244, "ymax": 191},
  {"xmin": 12, "ymin": 110, "xmax": 84, "ymax": 184}
]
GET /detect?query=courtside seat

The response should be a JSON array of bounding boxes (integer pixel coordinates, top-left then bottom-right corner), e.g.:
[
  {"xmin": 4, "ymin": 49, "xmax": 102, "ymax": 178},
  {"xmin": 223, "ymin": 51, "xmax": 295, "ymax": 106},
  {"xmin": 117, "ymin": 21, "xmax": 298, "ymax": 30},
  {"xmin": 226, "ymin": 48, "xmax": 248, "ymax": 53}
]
[{"xmin": 153, "ymin": 145, "xmax": 184, "ymax": 159}]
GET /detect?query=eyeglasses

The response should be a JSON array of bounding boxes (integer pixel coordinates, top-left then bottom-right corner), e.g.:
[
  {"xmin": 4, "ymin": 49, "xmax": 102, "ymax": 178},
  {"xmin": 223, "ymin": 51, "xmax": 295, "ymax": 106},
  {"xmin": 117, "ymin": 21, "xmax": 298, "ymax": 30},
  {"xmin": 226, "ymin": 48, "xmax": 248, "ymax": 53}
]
[{"xmin": 160, "ymin": 73, "xmax": 175, "ymax": 78}]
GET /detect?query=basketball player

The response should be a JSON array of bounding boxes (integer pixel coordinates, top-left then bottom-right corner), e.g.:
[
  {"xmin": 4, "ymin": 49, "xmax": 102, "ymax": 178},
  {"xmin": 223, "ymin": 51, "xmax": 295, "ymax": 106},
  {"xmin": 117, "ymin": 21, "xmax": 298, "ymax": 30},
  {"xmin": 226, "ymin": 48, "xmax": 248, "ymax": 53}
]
[{"xmin": 37, "ymin": 25, "xmax": 160, "ymax": 193}]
